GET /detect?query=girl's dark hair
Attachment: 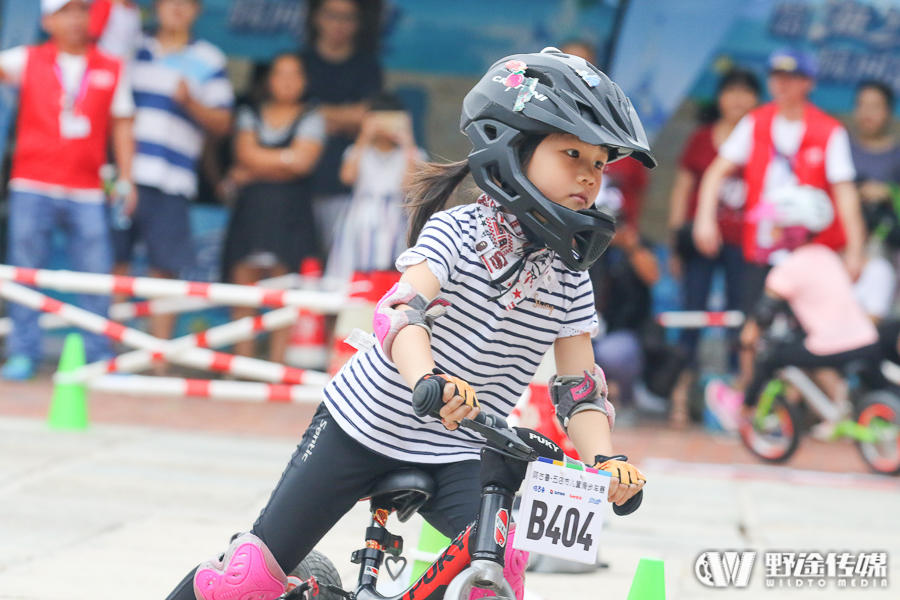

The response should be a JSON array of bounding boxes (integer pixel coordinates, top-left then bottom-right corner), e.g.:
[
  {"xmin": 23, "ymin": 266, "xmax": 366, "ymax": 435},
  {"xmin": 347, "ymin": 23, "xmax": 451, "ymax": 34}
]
[
  {"xmin": 404, "ymin": 135, "xmax": 547, "ymax": 245},
  {"xmin": 699, "ymin": 68, "xmax": 762, "ymax": 123},
  {"xmin": 717, "ymin": 68, "xmax": 761, "ymax": 96},
  {"xmin": 244, "ymin": 53, "xmax": 305, "ymax": 107},
  {"xmin": 857, "ymin": 79, "xmax": 895, "ymax": 112},
  {"xmin": 305, "ymin": 0, "xmax": 381, "ymax": 55}
]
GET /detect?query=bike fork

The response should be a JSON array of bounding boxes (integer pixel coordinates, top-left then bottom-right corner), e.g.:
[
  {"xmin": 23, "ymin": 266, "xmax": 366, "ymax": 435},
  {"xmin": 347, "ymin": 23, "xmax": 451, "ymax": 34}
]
[{"xmin": 442, "ymin": 485, "xmax": 516, "ymax": 599}]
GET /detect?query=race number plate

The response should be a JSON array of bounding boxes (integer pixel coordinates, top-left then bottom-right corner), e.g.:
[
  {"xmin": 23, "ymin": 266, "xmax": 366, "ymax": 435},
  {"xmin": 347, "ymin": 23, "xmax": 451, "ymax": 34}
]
[{"xmin": 513, "ymin": 458, "xmax": 610, "ymax": 564}]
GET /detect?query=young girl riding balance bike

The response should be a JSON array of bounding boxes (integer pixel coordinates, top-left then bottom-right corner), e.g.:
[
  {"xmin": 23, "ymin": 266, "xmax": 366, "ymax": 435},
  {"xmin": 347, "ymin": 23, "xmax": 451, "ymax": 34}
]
[{"xmin": 167, "ymin": 48, "xmax": 654, "ymax": 600}]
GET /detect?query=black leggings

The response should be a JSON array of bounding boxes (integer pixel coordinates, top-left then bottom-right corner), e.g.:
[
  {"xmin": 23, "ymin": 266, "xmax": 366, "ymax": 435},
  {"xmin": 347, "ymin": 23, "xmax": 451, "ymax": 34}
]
[
  {"xmin": 744, "ymin": 340, "xmax": 885, "ymax": 408},
  {"xmin": 166, "ymin": 404, "xmax": 482, "ymax": 600}
]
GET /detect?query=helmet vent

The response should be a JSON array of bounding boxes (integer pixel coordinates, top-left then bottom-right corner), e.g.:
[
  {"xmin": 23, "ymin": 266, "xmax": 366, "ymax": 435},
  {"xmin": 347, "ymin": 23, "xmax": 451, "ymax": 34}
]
[
  {"xmin": 524, "ymin": 68, "xmax": 554, "ymax": 88},
  {"xmin": 605, "ymin": 97, "xmax": 629, "ymax": 132},
  {"xmin": 488, "ymin": 165, "xmax": 517, "ymax": 197},
  {"xmin": 483, "ymin": 124, "xmax": 498, "ymax": 140},
  {"xmin": 577, "ymin": 101, "xmax": 601, "ymax": 127},
  {"xmin": 574, "ymin": 229, "xmax": 614, "ymax": 263}
]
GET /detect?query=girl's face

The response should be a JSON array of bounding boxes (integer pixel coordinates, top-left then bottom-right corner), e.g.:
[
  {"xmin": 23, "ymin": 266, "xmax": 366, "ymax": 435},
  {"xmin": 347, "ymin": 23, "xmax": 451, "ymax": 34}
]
[
  {"xmin": 525, "ymin": 134, "xmax": 610, "ymax": 211},
  {"xmin": 268, "ymin": 56, "xmax": 306, "ymax": 104},
  {"xmin": 855, "ymin": 87, "xmax": 892, "ymax": 137},
  {"xmin": 718, "ymin": 84, "xmax": 758, "ymax": 123}
]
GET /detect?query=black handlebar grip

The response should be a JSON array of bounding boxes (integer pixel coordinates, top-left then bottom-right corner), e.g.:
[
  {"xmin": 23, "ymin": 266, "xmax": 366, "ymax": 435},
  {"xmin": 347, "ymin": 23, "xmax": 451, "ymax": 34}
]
[
  {"xmin": 412, "ymin": 376, "xmax": 445, "ymax": 419},
  {"xmin": 474, "ymin": 412, "xmax": 508, "ymax": 429},
  {"xmin": 612, "ymin": 489, "xmax": 643, "ymax": 516}
]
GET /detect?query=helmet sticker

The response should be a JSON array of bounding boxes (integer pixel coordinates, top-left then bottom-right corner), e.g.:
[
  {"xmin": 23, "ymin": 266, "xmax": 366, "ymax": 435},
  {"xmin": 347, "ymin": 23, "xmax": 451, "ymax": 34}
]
[
  {"xmin": 575, "ymin": 68, "xmax": 601, "ymax": 88},
  {"xmin": 503, "ymin": 59, "xmax": 527, "ymax": 88},
  {"xmin": 498, "ymin": 59, "xmax": 545, "ymax": 110},
  {"xmin": 514, "ymin": 77, "xmax": 539, "ymax": 112}
]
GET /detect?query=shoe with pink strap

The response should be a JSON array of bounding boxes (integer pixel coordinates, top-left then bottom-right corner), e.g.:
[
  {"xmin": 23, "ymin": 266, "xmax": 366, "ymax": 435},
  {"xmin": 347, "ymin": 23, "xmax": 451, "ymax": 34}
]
[
  {"xmin": 469, "ymin": 526, "xmax": 527, "ymax": 600},
  {"xmin": 193, "ymin": 532, "xmax": 287, "ymax": 600}
]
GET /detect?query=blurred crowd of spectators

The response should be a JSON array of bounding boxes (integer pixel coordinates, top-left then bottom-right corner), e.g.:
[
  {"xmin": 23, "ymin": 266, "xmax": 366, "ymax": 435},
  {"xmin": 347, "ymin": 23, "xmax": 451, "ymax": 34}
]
[{"xmin": 3, "ymin": 0, "xmax": 899, "ymax": 433}]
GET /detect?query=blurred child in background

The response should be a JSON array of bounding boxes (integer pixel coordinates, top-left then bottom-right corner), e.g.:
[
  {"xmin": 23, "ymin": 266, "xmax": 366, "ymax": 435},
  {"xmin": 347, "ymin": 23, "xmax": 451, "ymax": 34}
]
[
  {"xmin": 706, "ymin": 186, "xmax": 881, "ymax": 432},
  {"xmin": 221, "ymin": 53, "xmax": 324, "ymax": 361},
  {"xmin": 326, "ymin": 93, "xmax": 426, "ymax": 280}
]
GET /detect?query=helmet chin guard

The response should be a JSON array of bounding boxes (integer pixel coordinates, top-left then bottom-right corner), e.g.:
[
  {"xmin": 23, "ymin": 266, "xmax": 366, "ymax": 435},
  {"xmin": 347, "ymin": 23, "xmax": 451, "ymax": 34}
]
[
  {"xmin": 466, "ymin": 119, "xmax": 616, "ymax": 271},
  {"xmin": 461, "ymin": 48, "xmax": 654, "ymax": 271}
]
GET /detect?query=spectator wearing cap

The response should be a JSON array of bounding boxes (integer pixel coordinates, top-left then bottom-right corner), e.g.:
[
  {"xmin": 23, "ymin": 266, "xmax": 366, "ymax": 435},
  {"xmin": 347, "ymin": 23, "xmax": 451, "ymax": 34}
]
[
  {"xmin": 116, "ymin": 0, "xmax": 234, "ymax": 352},
  {"xmin": 693, "ymin": 47, "xmax": 866, "ymax": 392},
  {"xmin": 0, "ymin": 0, "xmax": 135, "ymax": 380}
]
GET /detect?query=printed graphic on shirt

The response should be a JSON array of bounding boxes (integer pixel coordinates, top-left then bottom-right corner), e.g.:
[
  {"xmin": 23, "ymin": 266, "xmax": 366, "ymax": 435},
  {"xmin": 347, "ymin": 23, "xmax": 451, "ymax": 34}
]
[{"xmin": 325, "ymin": 202, "xmax": 598, "ymax": 463}]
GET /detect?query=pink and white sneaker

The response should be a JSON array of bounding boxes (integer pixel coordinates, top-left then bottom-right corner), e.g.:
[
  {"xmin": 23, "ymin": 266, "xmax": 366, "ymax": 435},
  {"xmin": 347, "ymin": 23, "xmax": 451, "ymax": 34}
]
[
  {"xmin": 470, "ymin": 526, "xmax": 527, "ymax": 600},
  {"xmin": 705, "ymin": 380, "xmax": 745, "ymax": 433},
  {"xmin": 193, "ymin": 533, "xmax": 287, "ymax": 600}
]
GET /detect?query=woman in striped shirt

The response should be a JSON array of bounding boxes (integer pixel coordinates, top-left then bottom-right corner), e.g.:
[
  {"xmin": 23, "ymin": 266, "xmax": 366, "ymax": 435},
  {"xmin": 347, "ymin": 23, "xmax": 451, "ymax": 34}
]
[{"xmin": 174, "ymin": 48, "xmax": 656, "ymax": 600}]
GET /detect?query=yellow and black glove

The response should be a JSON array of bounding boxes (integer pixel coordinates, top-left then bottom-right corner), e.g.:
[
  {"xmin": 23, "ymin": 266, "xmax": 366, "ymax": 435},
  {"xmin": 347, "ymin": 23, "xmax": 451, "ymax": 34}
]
[
  {"xmin": 594, "ymin": 454, "xmax": 646, "ymax": 485},
  {"xmin": 593, "ymin": 454, "xmax": 645, "ymax": 516},
  {"xmin": 417, "ymin": 369, "xmax": 479, "ymax": 410}
]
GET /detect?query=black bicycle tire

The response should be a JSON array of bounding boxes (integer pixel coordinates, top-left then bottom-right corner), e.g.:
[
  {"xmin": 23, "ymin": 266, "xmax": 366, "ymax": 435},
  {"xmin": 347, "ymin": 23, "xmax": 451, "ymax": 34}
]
[
  {"xmin": 739, "ymin": 390, "xmax": 802, "ymax": 463},
  {"xmin": 855, "ymin": 389, "xmax": 900, "ymax": 476},
  {"xmin": 289, "ymin": 550, "xmax": 344, "ymax": 600}
]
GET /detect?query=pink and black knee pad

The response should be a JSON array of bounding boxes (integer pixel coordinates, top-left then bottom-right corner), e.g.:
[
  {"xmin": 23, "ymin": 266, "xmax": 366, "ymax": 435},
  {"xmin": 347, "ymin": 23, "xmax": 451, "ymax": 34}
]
[{"xmin": 193, "ymin": 533, "xmax": 287, "ymax": 600}]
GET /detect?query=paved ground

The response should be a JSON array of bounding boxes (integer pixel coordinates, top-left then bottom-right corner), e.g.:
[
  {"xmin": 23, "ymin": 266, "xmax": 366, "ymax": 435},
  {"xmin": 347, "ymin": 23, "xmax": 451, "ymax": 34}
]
[{"xmin": 1, "ymin": 377, "xmax": 899, "ymax": 599}]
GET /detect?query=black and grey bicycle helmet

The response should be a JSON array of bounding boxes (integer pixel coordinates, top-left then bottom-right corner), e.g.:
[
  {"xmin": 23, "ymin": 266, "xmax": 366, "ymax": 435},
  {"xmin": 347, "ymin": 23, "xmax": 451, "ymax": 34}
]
[{"xmin": 462, "ymin": 47, "xmax": 656, "ymax": 271}]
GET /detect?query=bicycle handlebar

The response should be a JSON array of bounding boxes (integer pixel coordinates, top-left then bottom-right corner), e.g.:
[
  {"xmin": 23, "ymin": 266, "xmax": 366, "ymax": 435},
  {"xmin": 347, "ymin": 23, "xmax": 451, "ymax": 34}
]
[
  {"xmin": 413, "ymin": 374, "xmax": 644, "ymax": 515},
  {"xmin": 412, "ymin": 376, "xmax": 539, "ymax": 460}
]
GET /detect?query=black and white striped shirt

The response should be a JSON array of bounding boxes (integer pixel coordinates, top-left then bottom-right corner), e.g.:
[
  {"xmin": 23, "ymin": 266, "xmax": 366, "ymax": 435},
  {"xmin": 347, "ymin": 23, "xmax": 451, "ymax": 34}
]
[{"xmin": 323, "ymin": 204, "xmax": 599, "ymax": 462}]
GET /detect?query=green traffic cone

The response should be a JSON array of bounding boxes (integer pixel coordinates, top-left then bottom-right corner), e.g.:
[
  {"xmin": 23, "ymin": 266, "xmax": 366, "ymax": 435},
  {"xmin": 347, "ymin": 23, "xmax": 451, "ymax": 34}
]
[
  {"xmin": 48, "ymin": 333, "xmax": 88, "ymax": 430},
  {"xmin": 411, "ymin": 521, "xmax": 450, "ymax": 580},
  {"xmin": 627, "ymin": 558, "xmax": 665, "ymax": 600}
]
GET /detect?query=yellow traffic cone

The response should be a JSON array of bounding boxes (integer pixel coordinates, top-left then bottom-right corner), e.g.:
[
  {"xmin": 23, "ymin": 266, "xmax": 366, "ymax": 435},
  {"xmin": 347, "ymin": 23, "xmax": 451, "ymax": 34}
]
[
  {"xmin": 48, "ymin": 333, "xmax": 88, "ymax": 430},
  {"xmin": 627, "ymin": 558, "xmax": 665, "ymax": 600}
]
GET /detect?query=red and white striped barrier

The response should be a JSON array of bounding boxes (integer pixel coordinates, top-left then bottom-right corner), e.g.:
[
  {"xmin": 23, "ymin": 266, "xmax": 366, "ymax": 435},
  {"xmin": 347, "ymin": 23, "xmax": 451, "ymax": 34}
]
[
  {"xmin": 657, "ymin": 310, "xmax": 745, "ymax": 329},
  {"xmin": 0, "ymin": 274, "xmax": 315, "ymax": 334},
  {"xmin": 0, "ymin": 280, "xmax": 327, "ymax": 386},
  {"xmin": 66, "ymin": 306, "xmax": 318, "ymax": 384},
  {"xmin": 88, "ymin": 374, "xmax": 323, "ymax": 403},
  {"xmin": 0, "ymin": 265, "xmax": 360, "ymax": 313},
  {"xmin": 0, "ymin": 298, "xmax": 217, "ymax": 336}
]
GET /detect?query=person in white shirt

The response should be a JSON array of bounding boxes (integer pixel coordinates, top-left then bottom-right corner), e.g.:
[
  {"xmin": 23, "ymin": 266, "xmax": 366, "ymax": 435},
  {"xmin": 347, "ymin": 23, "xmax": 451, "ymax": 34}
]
[{"xmin": 693, "ymin": 47, "xmax": 866, "ymax": 393}]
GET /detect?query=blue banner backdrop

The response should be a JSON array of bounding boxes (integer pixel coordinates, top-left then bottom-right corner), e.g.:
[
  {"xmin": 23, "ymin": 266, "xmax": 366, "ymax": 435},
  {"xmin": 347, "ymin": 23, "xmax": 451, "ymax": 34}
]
[
  {"xmin": 691, "ymin": 0, "xmax": 900, "ymax": 115},
  {"xmin": 135, "ymin": 0, "xmax": 622, "ymax": 73}
]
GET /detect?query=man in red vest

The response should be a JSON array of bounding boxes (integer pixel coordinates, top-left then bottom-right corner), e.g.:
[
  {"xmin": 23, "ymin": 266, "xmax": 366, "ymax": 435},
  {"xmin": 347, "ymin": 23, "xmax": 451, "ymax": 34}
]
[
  {"xmin": 693, "ymin": 47, "xmax": 865, "ymax": 398},
  {"xmin": 0, "ymin": 0, "xmax": 135, "ymax": 380}
]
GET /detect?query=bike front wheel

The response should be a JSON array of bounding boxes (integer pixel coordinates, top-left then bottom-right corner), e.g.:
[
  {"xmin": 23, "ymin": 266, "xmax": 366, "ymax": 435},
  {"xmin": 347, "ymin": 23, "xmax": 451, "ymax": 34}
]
[
  {"xmin": 855, "ymin": 390, "xmax": 900, "ymax": 476},
  {"xmin": 739, "ymin": 388, "xmax": 801, "ymax": 463},
  {"xmin": 287, "ymin": 550, "xmax": 344, "ymax": 600}
]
